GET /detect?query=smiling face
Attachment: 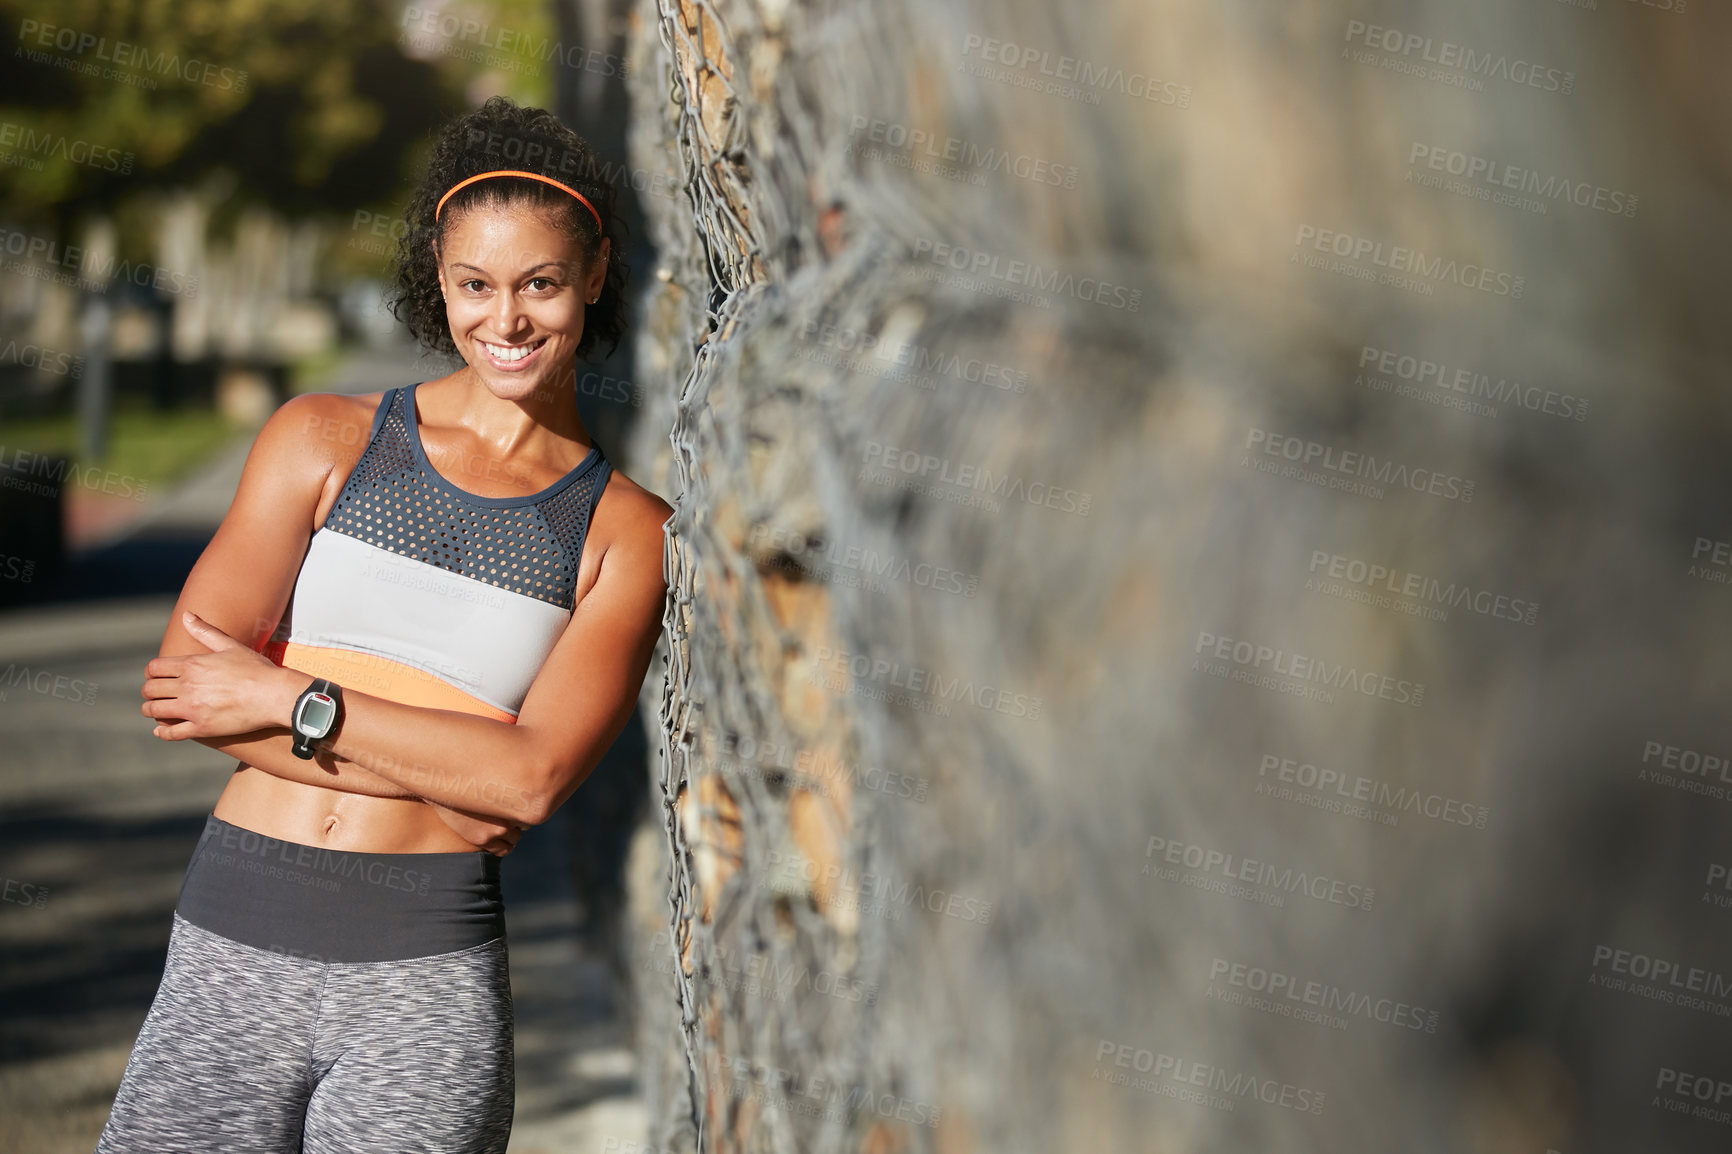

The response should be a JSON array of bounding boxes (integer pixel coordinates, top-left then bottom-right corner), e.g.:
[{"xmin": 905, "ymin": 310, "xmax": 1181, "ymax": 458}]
[{"xmin": 433, "ymin": 203, "xmax": 610, "ymax": 400}]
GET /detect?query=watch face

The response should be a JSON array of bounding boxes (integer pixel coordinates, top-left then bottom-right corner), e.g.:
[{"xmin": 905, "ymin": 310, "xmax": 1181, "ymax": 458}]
[{"xmin": 296, "ymin": 693, "xmax": 337, "ymax": 735}]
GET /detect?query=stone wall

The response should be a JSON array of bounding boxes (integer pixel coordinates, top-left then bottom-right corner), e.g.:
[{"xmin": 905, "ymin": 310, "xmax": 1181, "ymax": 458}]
[{"xmin": 616, "ymin": 1, "xmax": 1732, "ymax": 1151}]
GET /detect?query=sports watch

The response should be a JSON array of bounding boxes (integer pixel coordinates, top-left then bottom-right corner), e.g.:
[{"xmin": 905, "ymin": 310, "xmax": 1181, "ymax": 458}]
[{"xmin": 290, "ymin": 678, "xmax": 343, "ymax": 759}]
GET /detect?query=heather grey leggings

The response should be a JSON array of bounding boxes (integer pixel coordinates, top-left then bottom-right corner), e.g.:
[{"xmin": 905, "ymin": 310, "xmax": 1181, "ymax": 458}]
[
  {"xmin": 94, "ymin": 914, "xmax": 513, "ymax": 1152},
  {"xmin": 95, "ymin": 817, "xmax": 514, "ymax": 1153}
]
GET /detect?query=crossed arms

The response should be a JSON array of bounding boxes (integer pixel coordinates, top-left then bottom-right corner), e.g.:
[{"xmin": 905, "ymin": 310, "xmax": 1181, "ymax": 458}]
[{"xmin": 141, "ymin": 391, "xmax": 671, "ymax": 843}]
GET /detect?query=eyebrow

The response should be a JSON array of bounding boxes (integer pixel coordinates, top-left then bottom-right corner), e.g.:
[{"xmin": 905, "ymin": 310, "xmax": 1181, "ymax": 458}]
[{"xmin": 449, "ymin": 262, "xmax": 567, "ymax": 277}]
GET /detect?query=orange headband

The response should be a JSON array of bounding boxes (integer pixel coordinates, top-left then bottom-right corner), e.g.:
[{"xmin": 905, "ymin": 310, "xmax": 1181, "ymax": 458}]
[{"xmin": 434, "ymin": 170, "xmax": 603, "ymax": 233}]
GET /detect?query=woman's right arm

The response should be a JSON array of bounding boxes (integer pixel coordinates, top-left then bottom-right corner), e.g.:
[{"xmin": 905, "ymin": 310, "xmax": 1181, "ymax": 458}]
[{"xmin": 152, "ymin": 393, "xmax": 400, "ymax": 782}]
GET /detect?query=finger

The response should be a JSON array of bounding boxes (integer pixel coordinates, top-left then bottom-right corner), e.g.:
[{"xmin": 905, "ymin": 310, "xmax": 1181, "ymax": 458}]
[
  {"xmin": 144, "ymin": 656, "xmax": 186, "ymax": 678},
  {"xmin": 182, "ymin": 611, "xmax": 242, "ymax": 652},
  {"xmin": 141, "ymin": 677, "xmax": 182, "ymax": 699},
  {"xmin": 141, "ymin": 698, "xmax": 189, "ymax": 721},
  {"xmin": 151, "ymin": 719, "xmax": 201, "ymax": 741}
]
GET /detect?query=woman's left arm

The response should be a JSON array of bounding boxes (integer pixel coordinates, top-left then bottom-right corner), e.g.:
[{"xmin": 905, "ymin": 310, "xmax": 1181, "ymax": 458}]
[{"xmin": 145, "ymin": 488, "xmax": 672, "ymax": 826}]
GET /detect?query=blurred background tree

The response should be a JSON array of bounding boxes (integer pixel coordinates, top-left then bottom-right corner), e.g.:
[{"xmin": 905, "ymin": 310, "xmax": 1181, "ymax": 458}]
[
  {"xmin": 0, "ymin": 0, "xmax": 558, "ymax": 535},
  {"xmin": 0, "ymin": 0, "xmax": 561, "ymax": 226}
]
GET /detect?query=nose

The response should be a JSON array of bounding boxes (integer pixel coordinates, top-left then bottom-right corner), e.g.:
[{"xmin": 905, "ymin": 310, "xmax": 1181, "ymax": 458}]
[{"xmin": 490, "ymin": 288, "xmax": 529, "ymax": 338}]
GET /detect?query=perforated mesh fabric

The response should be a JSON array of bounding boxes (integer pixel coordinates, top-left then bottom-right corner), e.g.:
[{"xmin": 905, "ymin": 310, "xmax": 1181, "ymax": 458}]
[
  {"xmin": 545, "ymin": 459, "xmax": 613, "ymax": 571},
  {"xmin": 321, "ymin": 388, "xmax": 611, "ymax": 609}
]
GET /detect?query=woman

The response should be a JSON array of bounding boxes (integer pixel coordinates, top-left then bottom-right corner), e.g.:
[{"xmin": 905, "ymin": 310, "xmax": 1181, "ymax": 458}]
[{"xmin": 94, "ymin": 97, "xmax": 672, "ymax": 1154}]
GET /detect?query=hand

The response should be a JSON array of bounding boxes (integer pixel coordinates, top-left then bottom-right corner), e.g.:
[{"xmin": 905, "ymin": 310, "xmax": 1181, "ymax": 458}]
[
  {"xmin": 427, "ymin": 802, "xmax": 527, "ymax": 857},
  {"xmin": 143, "ymin": 611, "xmax": 307, "ymax": 740}
]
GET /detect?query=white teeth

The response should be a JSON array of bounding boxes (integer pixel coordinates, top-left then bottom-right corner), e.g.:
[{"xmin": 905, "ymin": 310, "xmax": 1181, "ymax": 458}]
[{"xmin": 482, "ymin": 340, "xmax": 542, "ymax": 362}]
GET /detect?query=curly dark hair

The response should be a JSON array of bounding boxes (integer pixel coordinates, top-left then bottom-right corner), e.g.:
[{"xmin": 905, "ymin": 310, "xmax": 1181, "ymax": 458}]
[{"xmin": 388, "ymin": 96, "xmax": 629, "ymax": 362}]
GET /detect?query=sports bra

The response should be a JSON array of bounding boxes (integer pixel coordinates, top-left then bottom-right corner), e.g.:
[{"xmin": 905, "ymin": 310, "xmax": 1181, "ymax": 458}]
[{"xmin": 264, "ymin": 382, "xmax": 612, "ymax": 722}]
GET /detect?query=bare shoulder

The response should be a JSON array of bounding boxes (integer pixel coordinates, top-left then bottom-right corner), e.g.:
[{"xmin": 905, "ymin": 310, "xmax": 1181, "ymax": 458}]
[
  {"xmin": 594, "ymin": 465, "xmax": 674, "ymax": 567},
  {"xmin": 230, "ymin": 391, "xmax": 390, "ymax": 526},
  {"xmin": 268, "ymin": 390, "xmax": 385, "ymax": 445},
  {"xmin": 249, "ymin": 390, "xmax": 385, "ymax": 465}
]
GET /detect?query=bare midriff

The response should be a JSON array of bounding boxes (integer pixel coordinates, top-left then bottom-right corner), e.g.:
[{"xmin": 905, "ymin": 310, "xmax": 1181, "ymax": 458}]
[{"xmin": 212, "ymin": 768, "xmax": 481, "ymax": 853}]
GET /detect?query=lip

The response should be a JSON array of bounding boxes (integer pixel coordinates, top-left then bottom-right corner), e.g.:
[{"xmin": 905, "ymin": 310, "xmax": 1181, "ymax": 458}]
[{"xmin": 475, "ymin": 337, "xmax": 548, "ymax": 372}]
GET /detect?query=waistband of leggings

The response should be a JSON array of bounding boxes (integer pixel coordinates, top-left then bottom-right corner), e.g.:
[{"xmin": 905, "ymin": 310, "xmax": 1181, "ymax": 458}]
[{"xmin": 174, "ymin": 813, "xmax": 505, "ymax": 963}]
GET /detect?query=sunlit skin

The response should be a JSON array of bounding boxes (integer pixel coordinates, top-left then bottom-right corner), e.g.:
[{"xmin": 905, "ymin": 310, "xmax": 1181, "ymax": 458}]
[
  {"xmin": 137, "ymin": 202, "xmax": 670, "ymax": 857},
  {"xmin": 434, "ymin": 204, "xmax": 611, "ymax": 431}
]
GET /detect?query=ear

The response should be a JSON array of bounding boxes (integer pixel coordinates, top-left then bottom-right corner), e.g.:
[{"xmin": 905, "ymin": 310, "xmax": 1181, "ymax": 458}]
[{"xmin": 590, "ymin": 237, "xmax": 611, "ymax": 298}]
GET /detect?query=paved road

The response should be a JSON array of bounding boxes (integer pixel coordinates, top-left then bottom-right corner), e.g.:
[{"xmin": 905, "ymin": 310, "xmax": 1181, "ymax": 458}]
[{"xmin": 0, "ymin": 342, "xmax": 649, "ymax": 1153}]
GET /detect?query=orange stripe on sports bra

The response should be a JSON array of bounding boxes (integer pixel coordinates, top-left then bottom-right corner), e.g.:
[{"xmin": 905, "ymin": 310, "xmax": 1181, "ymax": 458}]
[{"xmin": 265, "ymin": 640, "xmax": 517, "ymax": 724}]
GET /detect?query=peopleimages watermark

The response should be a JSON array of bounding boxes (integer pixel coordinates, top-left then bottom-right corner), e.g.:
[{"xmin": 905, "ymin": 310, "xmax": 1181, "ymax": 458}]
[
  {"xmin": 0, "ymin": 226, "xmax": 199, "ymax": 297},
  {"xmin": 1341, "ymin": 20, "xmax": 1576, "ymax": 95},
  {"xmin": 359, "ymin": 550, "xmax": 510, "ymax": 611},
  {"xmin": 0, "ymin": 120, "xmax": 134, "ymax": 173},
  {"xmin": 399, "ymin": 6, "xmax": 629, "ymax": 80},
  {"xmin": 1242, "ymin": 427, "xmax": 1475, "ymax": 505},
  {"xmin": 515, "ymin": 372, "xmax": 644, "ymax": 410},
  {"xmin": 1587, "ymin": 943, "xmax": 1732, "ymax": 1018},
  {"xmin": 1305, "ymin": 549, "xmax": 1538, "ymax": 626},
  {"xmin": 846, "ymin": 116, "xmax": 1079, "ymax": 189},
  {"xmin": 750, "ymin": 523, "xmax": 981, "ymax": 600},
  {"xmin": 1205, "ymin": 956, "xmax": 1440, "ymax": 1034},
  {"xmin": 0, "ymin": 339, "xmax": 83, "ymax": 379},
  {"xmin": 1637, "ymin": 739, "xmax": 1732, "ymax": 803},
  {"xmin": 1559, "ymin": 0, "xmax": 1686, "ymax": 15},
  {"xmin": 909, "ymin": 237, "xmax": 1143, "ymax": 312},
  {"xmin": 1654, "ymin": 1066, "xmax": 1732, "ymax": 1128},
  {"xmin": 1406, "ymin": 142, "xmax": 1637, "ymax": 219},
  {"xmin": 0, "ymin": 553, "xmax": 35, "ymax": 584},
  {"xmin": 1142, "ymin": 833, "xmax": 1376, "ymax": 911},
  {"xmin": 860, "ymin": 439, "xmax": 1091, "ymax": 517},
  {"xmin": 337, "ymin": 743, "xmax": 544, "ymax": 824},
  {"xmin": 196, "ymin": 815, "xmax": 432, "ymax": 896},
  {"xmin": 1193, "ymin": 629, "xmax": 1425, "ymax": 708},
  {"xmin": 1254, "ymin": 752, "xmax": 1490, "ymax": 831},
  {"xmin": 1356, "ymin": 343, "xmax": 1588, "ymax": 423},
  {"xmin": 795, "ymin": 319, "xmax": 1030, "ymax": 394},
  {"xmin": 463, "ymin": 129, "xmax": 681, "ymax": 203},
  {"xmin": 808, "ymin": 643, "xmax": 1042, "ymax": 719},
  {"xmin": 639, "ymin": 928, "xmax": 880, "ymax": 1006},
  {"xmin": 1090, "ymin": 1039, "xmax": 1326, "ymax": 1114},
  {"xmin": 15, "ymin": 19, "xmax": 249, "ymax": 92},
  {"xmin": 1687, "ymin": 537, "xmax": 1732, "ymax": 588},
  {"xmin": 1701, "ymin": 863, "xmax": 1732, "ymax": 913},
  {"xmin": 1292, "ymin": 225, "xmax": 1525, "ymax": 299},
  {"xmin": 704, "ymin": 728, "xmax": 930, "ymax": 805},
  {"xmin": 0, "ymin": 663, "xmax": 99, "ymax": 706},
  {"xmin": 718, "ymin": 1058, "xmax": 943, "ymax": 1129},
  {"xmin": 763, "ymin": 849, "xmax": 995, "ymax": 926},
  {"xmin": 601, "ymin": 1141, "xmax": 680, "ymax": 1154},
  {"xmin": 958, "ymin": 36, "xmax": 1192, "ymax": 109},
  {"xmin": 1, "ymin": 877, "xmax": 49, "ymax": 909},
  {"xmin": 346, "ymin": 209, "xmax": 406, "ymax": 259}
]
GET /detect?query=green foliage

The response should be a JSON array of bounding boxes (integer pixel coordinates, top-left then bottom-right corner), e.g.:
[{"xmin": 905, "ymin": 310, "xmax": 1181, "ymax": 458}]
[{"xmin": 0, "ymin": 0, "xmax": 559, "ymax": 227}]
